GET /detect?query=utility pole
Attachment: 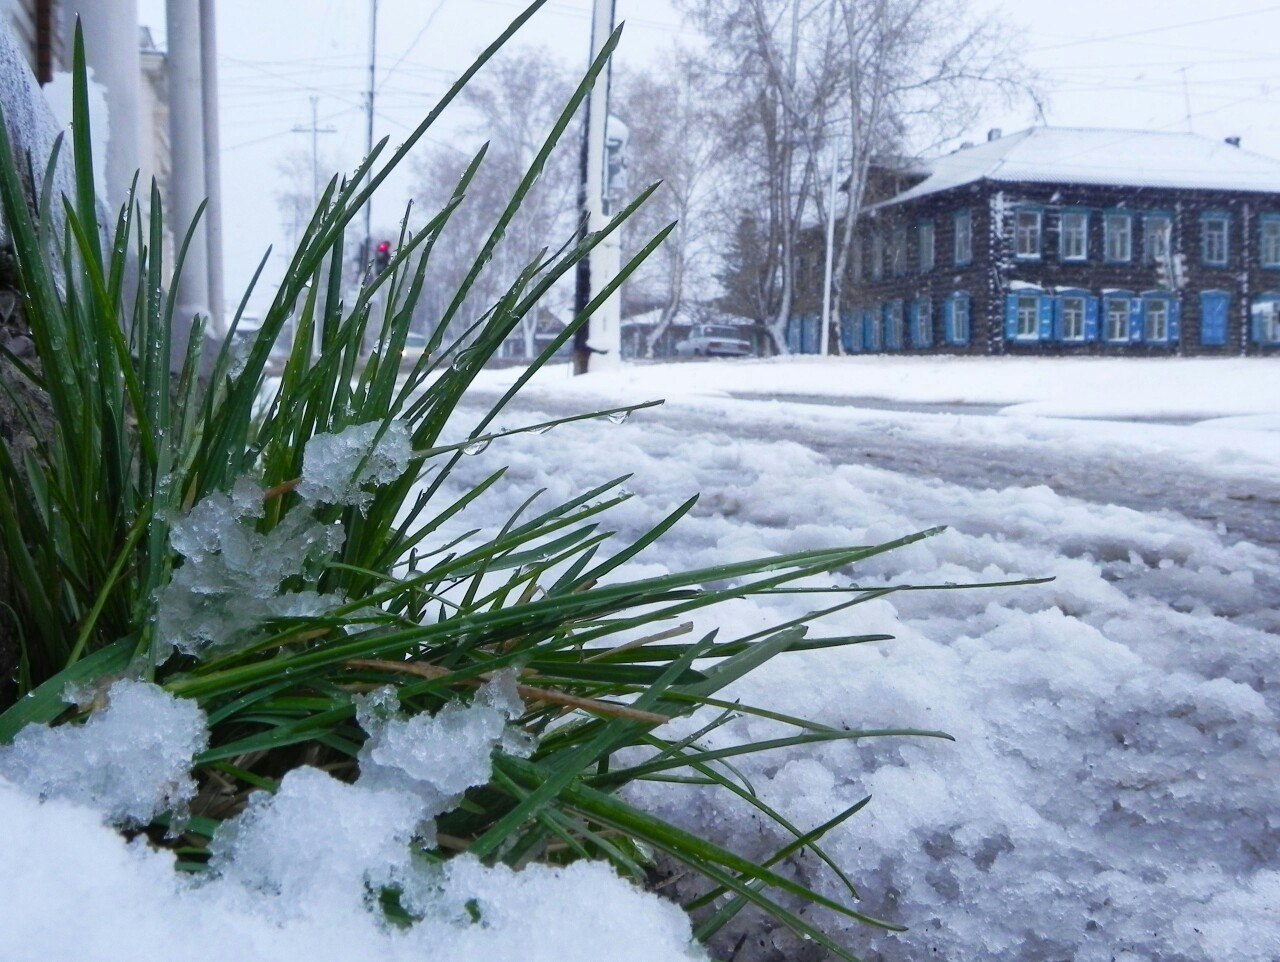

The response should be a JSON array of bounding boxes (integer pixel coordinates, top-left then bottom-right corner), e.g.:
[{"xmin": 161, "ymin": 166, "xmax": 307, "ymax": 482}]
[
  {"xmin": 292, "ymin": 96, "xmax": 336, "ymax": 211},
  {"xmin": 361, "ymin": 0, "xmax": 378, "ymax": 276},
  {"xmin": 571, "ymin": 0, "xmax": 619, "ymax": 375},
  {"xmin": 199, "ymin": 0, "xmax": 225, "ymax": 336}
]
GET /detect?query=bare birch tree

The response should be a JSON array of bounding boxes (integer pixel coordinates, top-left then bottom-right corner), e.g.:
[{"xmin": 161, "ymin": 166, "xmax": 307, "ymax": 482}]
[
  {"xmin": 614, "ymin": 52, "xmax": 724, "ymax": 357},
  {"xmin": 409, "ymin": 48, "xmax": 578, "ymax": 354},
  {"xmin": 679, "ymin": 0, "xmax": 1035, "ymax": 353}
]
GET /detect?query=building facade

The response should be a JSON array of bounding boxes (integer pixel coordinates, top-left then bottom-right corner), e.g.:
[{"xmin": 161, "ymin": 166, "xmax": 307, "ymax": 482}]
[{"xmin": 793, "ymin": 127, "xmax": 1280, "ymax": 356}]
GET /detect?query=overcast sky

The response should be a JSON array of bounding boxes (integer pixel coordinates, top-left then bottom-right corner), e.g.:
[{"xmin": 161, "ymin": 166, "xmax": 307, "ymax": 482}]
[{"xmin": 133, "ymin": 0, "xmax": 1280, "ymax": 314}]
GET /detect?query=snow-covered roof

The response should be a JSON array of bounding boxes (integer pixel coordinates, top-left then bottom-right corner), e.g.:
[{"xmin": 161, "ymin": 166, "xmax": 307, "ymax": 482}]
[{"xmin": 878, "ymin": 127, "xmax": 1280, "ymax": 206}]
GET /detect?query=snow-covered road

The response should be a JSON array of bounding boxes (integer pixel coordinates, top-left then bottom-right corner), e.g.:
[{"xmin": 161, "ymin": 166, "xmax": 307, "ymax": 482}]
[{"xmin": 443, "ymin": 372, "xmax": 1280, "ymax": 962}]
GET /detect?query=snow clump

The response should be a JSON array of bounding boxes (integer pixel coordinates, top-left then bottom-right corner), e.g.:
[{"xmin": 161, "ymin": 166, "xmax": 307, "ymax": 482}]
[
  {"xmin": 156, "ymin": 477, "xmax": 345, "ymax": 656},
  {"xmin": 297, "ymin": 419, "xmax": 416, "ymax": 509},
  {"xmin": 0, "ymin": 679, "xmax": 207, "ymax": 826}
]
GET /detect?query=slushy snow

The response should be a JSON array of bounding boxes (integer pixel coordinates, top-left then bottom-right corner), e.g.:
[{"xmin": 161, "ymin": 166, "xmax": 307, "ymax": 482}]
[{"xmin": 430, "ymin": 373, "xmax": 1280, "ymax": 962}]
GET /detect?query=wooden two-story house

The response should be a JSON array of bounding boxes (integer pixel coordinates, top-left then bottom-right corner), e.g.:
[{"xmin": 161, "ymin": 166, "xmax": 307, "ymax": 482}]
[{"xmin": 796, "ymin": 126, "xmax": 1280, "ymax": 356}]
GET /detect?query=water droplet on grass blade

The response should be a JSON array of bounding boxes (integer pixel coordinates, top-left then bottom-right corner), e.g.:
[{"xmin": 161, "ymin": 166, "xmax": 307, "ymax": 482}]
[
  {"xmin": 529, "ymin": 424, "xmax": 555, "ymax": 435},
  {"xmin": 463, "ymin": 438, "xmax": 491, "ymax": 456},
  {"xmin": 607, "ymin": 410, "xmax": 630, "ymax": 425}
]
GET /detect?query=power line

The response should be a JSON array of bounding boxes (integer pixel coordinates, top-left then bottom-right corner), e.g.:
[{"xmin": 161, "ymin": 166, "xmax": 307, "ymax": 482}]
[{"xmin": 1026, "ymin": 4, "xmax": 1280, "ymax": 54}]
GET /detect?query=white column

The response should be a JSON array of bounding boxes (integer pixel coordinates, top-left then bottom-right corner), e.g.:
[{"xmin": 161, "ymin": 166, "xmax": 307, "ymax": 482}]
[
  {"xmin": 63, "ymin": 0, "xmax": 141, "ymax": 214},
  {"xmin": 165, "ymin": 0, "xmax": 210, "ymax": 331},
  {"xmin": 199, "ymin": 0, "xmax": 224, "ymax": 335}
]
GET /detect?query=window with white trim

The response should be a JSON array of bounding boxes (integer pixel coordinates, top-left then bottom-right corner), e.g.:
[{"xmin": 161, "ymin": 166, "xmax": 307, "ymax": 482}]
[
  {"xmin": 915, "ymin": 297, "xmax": 932, "ymax": 345},
  {"xmin": 1060, "ymin": 211, "xmax": 1087, "ymax": 261},
  {"xmin": 1104, "ymin": 213, "xmax": 1132, "ymax": 262},
  {"xmin": 919, "ymin": 221, "xmax": 935, "ymax": 273},
  {"xmin": 891, "ymin": 223, "xmax": 907, "ymax": 276},
  {"xmin": 1015, "ymin": 209, "xmax": 1042, "ymax": 259},
  {"xmin": 1144, "ymin": 214, "xmax": 1172, "ymax": 264},
  {"xmin": 1260, "ymin": 217, "xmax": 1280, "ymax": 268},
  {"xmin": 1145, "ymin": 299, "xmax": 1169, "ymax": 341},
  {"xmin": 851, "ymin": 237, "xmax": 863, "ymax": 283},
  {"xmin": 1105, "ymin": 298, "xmax": 1130, "ymax": 341},
  {"xmin": 1202, "ymin": 214, "xmax": 1229, "ymax": 265},
  {"xmin": 954, "ymin": 209, "xmax": 972, "ymax": 265},
  {"xmin": 871, "ymin": 231, "xmax": 884, "ymax": 280},
  {"xmin": 1016, "ymin": 294, "xmax": 1038, "ymax": 338},
  {"xmin": 1255, "ymin": 299, "xmax": 1280, "ymax": 343},
  {"xmin": 1061, "ymin": 296, "xmax": 1085, "ymax": 340},
  {"xmin": 886, "ymin": 300, "xmax": 905, "ymax": 346},
  {"xmin": 950, "ymin": 293, "xmax": 971, "ymax": 344}
]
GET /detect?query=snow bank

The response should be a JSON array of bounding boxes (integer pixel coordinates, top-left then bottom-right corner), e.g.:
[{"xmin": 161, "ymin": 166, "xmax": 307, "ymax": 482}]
[
  {"xmin": 435, "ymin": 397, "xmax": 1280, "ymax": 962},
  {"xmin": 0, "ymin": 777, "xmax": 705, "ymax": 962}
]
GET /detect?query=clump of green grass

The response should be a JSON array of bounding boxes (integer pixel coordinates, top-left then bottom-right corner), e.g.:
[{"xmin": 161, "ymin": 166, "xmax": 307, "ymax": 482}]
[{"xmin": 0, "ymin": 6, "xmax": 1038, "ymax": 957}]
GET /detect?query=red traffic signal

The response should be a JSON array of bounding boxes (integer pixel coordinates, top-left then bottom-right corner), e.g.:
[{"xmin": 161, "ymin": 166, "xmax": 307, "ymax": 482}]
[{"xmin": 374, "ymin": 240, "xmax": 392, "ymax": 272}]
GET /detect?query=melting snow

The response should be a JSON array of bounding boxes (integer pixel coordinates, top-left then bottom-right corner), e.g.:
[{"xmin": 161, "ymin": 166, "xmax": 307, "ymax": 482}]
[{"xmin": 298, "ymin": 420, "xmax": 417, "ymax": 508}]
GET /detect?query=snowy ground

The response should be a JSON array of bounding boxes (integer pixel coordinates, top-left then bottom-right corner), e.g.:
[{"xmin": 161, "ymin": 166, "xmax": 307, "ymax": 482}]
[
  {"xmin": 440, "ymin": 356, "xmax": 1280, "ymax": 961},
  {"xmin": 3, "ymin": 355, "xmax": 1276, "ymax": 961}
]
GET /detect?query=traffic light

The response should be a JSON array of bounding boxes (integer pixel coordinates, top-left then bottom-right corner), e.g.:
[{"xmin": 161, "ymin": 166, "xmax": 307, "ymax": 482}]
[{"xmin": 374, "ymin": 240, "xmax": 391, "ymax": 273}]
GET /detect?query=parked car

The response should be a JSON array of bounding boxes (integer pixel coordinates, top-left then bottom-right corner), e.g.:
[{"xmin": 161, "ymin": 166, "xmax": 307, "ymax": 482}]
[{"xmin": 674, "ymin": 324, "xmax": 753, "ymax": 357}]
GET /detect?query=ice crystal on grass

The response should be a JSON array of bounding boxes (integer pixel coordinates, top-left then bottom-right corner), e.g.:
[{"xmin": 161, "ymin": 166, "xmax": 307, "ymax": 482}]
[
  {"xmin": 156, "ymin": 478, "xmax": 345, "ymax": 657},
  {"xmin": 355, "ymin": 684, "xmax": 519, "ymax": 820},
  {"xmin": 297, "ymin": 420, "xmax": 416, "ymax": 509},
  {"xmin": 0, "ymin": 680, "xmax": 206, "ymax": 826}
]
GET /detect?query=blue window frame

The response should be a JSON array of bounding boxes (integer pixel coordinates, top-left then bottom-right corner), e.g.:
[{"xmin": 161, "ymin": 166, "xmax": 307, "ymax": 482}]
[
  {"xmin": 1252, "ymin": 294, "xmax": 1280, "ymax": 344},
  {"xmin": 840, "ymin": 311, "xmax": 859, "ymax": 353},
  {"xmin": 1143, "ymin": 212, "xmax": 1173, "ymax": 265},
  {"xmin": 944, "ymin": 292, "xmax": 971, "ymax": 345},
  {"xmin": 1059, "ymin": 209, "xmax": 1088, "ymax": 262},
  {"xmin": 1201, "ymin": 212, "xmax": 1229, "ymax": 266},
  {"xmin": 1140, "ymin": 292, "xmax": 1180, "ymax": 344},
  {"xmin": 1054, "ymin": 290, "xmax": 1097, "ymax": 342},
  {"xmin": 1103, "ymin": 292, "xmax": 1134, "ymax": 343},
  {"xmin": 863, "ymin": 308, "xmax": 881, "ymax": 351},
  {"xmin": 1014, "ymin": 207, "xmax": 1043, "ymax": 260},
  {"xmin": 1200, "ymin": 291, "xmax": 1229, "ymax": 346},
  {"xmin": 1104, "ymin": 211, "xmax": 1133, "ymax": 263},
  {"xmin": 1259, "ymin": 215, "xmax": 1280, "ymax": 269},
  {"xmin": 954, "ymin": 209, "xmax": 973, "ymax": 266},
  {"xmin": 1004, "ymin": 289, "xmax": 1052, "ymax": 343}
]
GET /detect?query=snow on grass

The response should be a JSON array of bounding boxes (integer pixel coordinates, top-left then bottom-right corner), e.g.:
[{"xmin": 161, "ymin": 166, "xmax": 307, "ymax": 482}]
[
  {"xmin": 0, "ymin": 680, "xmax": 207, "ymax": 826},
  {"xmin": 0, "ymin": 680, "xmax": 706, "ymax": 961},
  {"xmin": 433, "ymin": 396, "xmax": 1280, "ymax": 962},
  {"xmin": 0, "ymin": 776, "xmax": 706, "ymax": 962}
]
